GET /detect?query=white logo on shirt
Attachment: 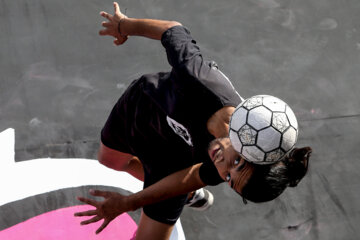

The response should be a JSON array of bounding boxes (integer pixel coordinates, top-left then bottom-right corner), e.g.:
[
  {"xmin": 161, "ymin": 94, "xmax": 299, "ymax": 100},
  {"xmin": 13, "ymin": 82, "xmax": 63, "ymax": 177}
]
[{"xmin": 166, "ymin": 116, "xmax": 193, "ymax": 146}]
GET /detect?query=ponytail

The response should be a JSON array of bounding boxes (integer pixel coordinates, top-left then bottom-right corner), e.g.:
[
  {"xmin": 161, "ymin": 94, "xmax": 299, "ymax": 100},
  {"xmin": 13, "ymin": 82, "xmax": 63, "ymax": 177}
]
[
  {"xmin": 240, "ymin": 147, "xmax": 312, "ymax": 203},
  {"xmin": 285, "ymin": 147, "xmax": 311, "ymax": 187}
]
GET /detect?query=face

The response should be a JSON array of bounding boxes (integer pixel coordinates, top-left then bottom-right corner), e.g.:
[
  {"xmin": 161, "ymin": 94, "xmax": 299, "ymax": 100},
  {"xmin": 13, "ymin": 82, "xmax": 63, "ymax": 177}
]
[{"xmin": 208, "ymin": 138, "xmax": 255, "ymax": 194}]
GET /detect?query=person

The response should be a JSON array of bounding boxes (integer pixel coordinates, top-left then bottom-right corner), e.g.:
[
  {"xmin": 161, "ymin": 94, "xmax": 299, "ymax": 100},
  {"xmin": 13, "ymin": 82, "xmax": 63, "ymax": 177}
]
[{"xmin": 74, "ymin": 2, "xmax": 312, "ymax": 239}]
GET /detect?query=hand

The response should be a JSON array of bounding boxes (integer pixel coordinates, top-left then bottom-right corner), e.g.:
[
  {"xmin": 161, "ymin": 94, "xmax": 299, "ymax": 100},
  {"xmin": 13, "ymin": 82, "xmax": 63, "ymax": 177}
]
[
  {"xmin": 74, "ymin": 189, "xmax": 131, "ymax": 234},
  {"xmin": 99, "ymin": 2, "xmax": 128, "ymax": 46}
]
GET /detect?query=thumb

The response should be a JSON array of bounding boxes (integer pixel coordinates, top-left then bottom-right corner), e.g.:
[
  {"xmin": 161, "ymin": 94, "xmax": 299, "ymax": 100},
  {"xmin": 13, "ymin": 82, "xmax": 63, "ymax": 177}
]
[
  {"xmin": 114, "ymin": 37, "xmax": 128, "ymax": 46},
  {"xmin": 114, "ymin": 39, "xmax": 121, "ymax": 46},
  {"xmin": 96, "ymin": 219, "xmax": 111, "ymax": 234},
  {"xmin": 114, "ymin": 2, "xmax": 120, "ymax": 14}
]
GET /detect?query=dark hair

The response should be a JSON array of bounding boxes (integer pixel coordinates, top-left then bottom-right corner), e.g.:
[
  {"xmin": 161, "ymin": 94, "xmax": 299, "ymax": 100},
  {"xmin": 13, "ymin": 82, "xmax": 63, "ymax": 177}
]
[{"xmin": 240, "ymin": 147, "xmax": 312, "ymax": 203}]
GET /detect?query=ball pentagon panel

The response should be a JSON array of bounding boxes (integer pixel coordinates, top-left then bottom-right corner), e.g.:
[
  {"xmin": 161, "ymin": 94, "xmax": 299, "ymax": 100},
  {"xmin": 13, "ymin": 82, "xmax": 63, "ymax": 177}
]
[
  {"xmin": 242, "ymin": 96, "xmax": 263, "ymax": 110},
  {"xmin": 239, "ymin": 125, "xmax": 257, "ymax": 145},
  {"xmin": 229, "ymin": 129, "xmax": 243, "ymax": 153},
  {"xmin": 265, "ymin": 149, "xmax": 285, "ymax": 163},
  {"xmin": 272, "ymin": 112, "xmax": 290, "ymax": 133}
]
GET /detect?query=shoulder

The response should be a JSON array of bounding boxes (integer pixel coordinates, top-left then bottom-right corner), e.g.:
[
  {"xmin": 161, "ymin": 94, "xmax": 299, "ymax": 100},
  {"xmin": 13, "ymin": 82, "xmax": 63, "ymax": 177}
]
[
  {"xmin": 161, "ymin": 25, "xmax": 194, "ymax": 47},
  {"xmin": 207, "ymin": 106, "xmax": 235, "ymax": 138}
]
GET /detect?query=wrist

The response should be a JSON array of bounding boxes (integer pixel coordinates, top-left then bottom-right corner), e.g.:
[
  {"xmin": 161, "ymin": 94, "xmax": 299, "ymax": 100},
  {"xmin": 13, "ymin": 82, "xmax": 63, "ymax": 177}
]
[
  {"xmin": 118, "ymin": 16, "xmax": 128, "ymax": 37},
  {"xmin": 125, "ymin": 194, "xmax": 140, "ymax": 211}
]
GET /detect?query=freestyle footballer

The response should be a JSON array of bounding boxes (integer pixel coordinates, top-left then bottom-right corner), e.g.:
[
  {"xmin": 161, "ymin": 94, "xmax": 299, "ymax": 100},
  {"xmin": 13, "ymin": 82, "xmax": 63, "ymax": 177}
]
[{"xmin": 75, "ymin": 2, "xmax": 312, "ymax": 240}]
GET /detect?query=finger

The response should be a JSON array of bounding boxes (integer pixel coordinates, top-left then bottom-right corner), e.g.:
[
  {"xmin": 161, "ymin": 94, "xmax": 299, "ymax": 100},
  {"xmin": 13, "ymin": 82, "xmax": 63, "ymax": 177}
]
[
  {"xmin": 99, "ymin": 29, "xmax": 110, "ymax": 36},
  {"xmin": 77, "ymin": 196, "xmax": 98, "ymax": 206},
  {"xmin": 99, "ymin": 11, "xmax": 107, "ymax": 18},
  {"xmin": 80, "ymin": 215, "xmax": 102, "ymax": 225},
  {"xmin": 96, "ymin": 219, "xmax": 111, "ymax": 234},
  {"xmin": 74, "ymin": 209, "xmax": 97, "ymax": 217},
  {"xmin": 100, "ymin": 11, "xmax": 112, "ymax": 20},
  {"xmin": 114, "ymin": 2, "xmax": 120, "ymax": 14},
  {"xmin": 114, "ymin": 39, "xmax": 121, "ymax": 46},
  {"xmin": 117, "ymin": 36, "xmax": 128, "ymax": 45},
  {"xmin": 102, "ymin": 21, "xmax": 111, "ymax": 28},
  {"xmin": 90, "ymin": 189, "xmax": 111, "ymax": 198}
]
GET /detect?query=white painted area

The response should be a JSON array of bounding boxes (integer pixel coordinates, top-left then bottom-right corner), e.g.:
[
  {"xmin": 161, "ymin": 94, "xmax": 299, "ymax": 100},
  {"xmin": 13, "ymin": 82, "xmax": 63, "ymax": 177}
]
[
  {"xmin": 0, "ymin": 128, "xmax": 185, "ymax": 240},
  {"xmin": 0, "ymin": 128, "xmax": 143, "ymax": 205}
]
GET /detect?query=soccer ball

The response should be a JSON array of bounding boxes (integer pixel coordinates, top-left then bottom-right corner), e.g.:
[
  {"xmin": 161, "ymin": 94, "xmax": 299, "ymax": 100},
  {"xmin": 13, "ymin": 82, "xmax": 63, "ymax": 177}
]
[{"xmin": 229, "ymin": 95, "xmax": 298, "ymax": 165}]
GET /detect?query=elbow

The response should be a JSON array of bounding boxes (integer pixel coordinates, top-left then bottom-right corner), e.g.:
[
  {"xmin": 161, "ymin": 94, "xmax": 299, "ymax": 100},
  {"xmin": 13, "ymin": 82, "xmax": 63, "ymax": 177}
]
[{"xmin": 167, "ymin": 21, "xmax": 182, "ymax": 29}]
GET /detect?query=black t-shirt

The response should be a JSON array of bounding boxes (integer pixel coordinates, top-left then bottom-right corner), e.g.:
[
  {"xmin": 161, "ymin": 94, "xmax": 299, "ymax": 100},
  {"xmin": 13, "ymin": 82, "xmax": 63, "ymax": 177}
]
[{"xmin": 101, "ymin": 25, "xmax": 242, "ymax": 224}]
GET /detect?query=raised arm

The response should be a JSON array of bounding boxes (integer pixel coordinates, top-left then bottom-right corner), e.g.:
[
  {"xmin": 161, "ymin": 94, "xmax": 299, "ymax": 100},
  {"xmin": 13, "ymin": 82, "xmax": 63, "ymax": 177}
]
[
  {"xmin": 75, "ymin": 163, "xmax": 206, "ymax": 234},
  {"xmin": 99, "ymin": 2, "xmax": 181, "ymax": 45}
]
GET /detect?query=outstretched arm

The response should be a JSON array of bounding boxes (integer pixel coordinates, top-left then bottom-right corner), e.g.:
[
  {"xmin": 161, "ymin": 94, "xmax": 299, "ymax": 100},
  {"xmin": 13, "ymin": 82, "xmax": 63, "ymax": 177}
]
[
  {"xmin": 75, "ymin": 163, "xmax": 206, "ymax": 234},
  {"xmin": 99, "ymin": 2, "xmax": 181, "ymax": 45},
  {"xmin": 128, "ymin": 163, "xmax": 206, "ymax": 209}
]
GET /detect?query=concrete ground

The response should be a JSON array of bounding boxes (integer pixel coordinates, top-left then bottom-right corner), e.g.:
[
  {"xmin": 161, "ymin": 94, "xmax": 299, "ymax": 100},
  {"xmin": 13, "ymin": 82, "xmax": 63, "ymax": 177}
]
[{"xmin": 1, "ymin": 0, "xmax": 360, "ymax": 239}]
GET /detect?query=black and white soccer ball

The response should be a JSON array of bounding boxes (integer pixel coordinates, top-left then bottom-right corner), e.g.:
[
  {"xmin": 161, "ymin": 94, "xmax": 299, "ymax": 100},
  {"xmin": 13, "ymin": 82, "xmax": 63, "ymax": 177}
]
[{"xmin": 229, "ymin": 95, "xmax": 298, "ymax": 165}]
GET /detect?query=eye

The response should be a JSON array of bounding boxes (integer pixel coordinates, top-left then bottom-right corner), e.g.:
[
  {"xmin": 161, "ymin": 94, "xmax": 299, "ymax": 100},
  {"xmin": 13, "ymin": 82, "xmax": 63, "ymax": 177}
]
[
  {"xmin": 225, "ymin": 173, "xmax": 231, "ymax": 182},
  {"xmin": 234, "ymin": 157, "xmax": 240, "ymax": 165}
]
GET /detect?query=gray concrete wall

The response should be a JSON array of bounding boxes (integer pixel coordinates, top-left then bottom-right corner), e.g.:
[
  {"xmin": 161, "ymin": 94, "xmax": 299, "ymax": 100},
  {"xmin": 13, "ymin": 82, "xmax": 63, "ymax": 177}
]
[{"xmin": 1, "ymin": 0, "xmax": 360, "ymax": 239}]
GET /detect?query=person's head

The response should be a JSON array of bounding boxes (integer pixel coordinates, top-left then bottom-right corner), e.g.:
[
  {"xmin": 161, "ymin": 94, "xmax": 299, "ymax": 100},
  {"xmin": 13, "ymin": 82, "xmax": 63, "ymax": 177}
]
[{"xmin": 208, "ymin": 137, "xmax": 312, "ymax": 203}]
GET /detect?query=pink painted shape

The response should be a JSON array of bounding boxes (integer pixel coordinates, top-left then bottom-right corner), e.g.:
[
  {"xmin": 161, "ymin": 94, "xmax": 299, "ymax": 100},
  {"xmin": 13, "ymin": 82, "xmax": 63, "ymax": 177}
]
[{"xmin": 0, "ymin": 205, "xmax": 137, "ymax": 240}]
